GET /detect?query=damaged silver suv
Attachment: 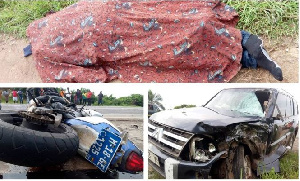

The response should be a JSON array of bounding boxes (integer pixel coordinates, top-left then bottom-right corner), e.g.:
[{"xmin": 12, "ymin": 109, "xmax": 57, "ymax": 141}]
[{"xmin": 148, "ymin": 88, "xmax": 298, "ymax": 179}]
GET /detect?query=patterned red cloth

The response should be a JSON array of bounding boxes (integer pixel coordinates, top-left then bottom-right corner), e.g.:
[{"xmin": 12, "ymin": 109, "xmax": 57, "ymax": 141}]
[{"xmin": 27, "ymin": 0, "xmax": 242, "ymax": 83}]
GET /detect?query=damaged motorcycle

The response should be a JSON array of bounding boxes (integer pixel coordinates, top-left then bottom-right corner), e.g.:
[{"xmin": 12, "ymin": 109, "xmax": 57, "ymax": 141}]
[
  {"xmin": 0, "ymin": 91, "xmax": 143, "ymax": 177},
  {"xmin": 148, "ymin": 88, "xmax": 298, "ymax": 179}
]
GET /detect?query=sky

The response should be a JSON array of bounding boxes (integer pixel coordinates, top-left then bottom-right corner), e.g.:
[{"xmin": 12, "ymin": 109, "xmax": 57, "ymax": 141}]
[{"xmin": 148, "ymin": 83, "xmax": 300, "ymax": 110}]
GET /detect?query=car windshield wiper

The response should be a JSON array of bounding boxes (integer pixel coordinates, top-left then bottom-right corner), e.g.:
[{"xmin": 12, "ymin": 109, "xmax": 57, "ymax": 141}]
[{"xmin": 205, "ymin": 106, "xmax": 220, "ymax": 114}]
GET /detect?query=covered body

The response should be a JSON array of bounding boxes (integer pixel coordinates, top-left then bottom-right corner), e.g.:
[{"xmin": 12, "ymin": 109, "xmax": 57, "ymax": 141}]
[{"xmin": 27, "ymin": 0, "xmax": 242, "ymax": 83}]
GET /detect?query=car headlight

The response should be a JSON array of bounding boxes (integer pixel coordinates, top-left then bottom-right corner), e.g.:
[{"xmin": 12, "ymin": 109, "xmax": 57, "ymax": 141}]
[{"xmin": 189, "ymin": 136, "xmax": 217, "ymax": 162}]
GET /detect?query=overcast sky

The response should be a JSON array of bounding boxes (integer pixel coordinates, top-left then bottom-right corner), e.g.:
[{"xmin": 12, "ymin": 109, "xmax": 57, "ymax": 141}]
[{"xmin": 148, "ymin": 83, "xmax": 300, "ymax": 110}]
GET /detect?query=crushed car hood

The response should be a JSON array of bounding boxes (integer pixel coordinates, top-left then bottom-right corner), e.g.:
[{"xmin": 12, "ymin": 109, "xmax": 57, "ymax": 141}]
[{"xmin": 150, "ymin": 107, "xmax": 262, "ymax": 133}]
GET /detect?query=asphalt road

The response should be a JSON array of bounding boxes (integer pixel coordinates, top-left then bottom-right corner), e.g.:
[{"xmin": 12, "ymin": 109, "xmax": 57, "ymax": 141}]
[{"xmin": 0, "ymin": 103, "xmax": 143, "ymax": 120}]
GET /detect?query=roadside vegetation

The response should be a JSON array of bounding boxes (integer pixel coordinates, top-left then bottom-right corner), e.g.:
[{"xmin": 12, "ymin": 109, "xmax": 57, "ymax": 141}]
[
  {"xmin": 174, "ymin": 104, "xmax": 196, "ymax": 109},
  {"xmin": 261, "ymin": 151, "xmax": 299, "ymax": 179},
  {"xmin": 0, "ymin": 0, "xmax": 298, "ymax": 39},
  {"xmin": 224, "ymin": 0, "xmax": 298, "ymax": 39},
  {"xmin": 0, "ymin": 0, "xmax": 76, "ymax": 38}
]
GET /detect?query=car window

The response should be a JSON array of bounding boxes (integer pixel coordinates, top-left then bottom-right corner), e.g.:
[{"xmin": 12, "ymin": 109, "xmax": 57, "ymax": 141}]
[
  {"xmin": 286, "ymin": 96, "xmax": 293, "ymax": 117},
  {"xmin": 292, "ymin": 99, "xmax": 299, "ymax": 115},
  {"xmin": 293, "ymin": 99, "xmax": 298, "ymax": 115},
  {"xmin": 273, "ymin": 93, "xmax": 285, "ymax": 118},
  {"xmin": 273, "ymin": 93, "xmax": 294, "ymax": 118}
]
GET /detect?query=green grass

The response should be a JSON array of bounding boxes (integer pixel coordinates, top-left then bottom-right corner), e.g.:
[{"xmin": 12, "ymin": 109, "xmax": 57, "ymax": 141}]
[
  {"xmin": 0, "ymin": 0, "xmax": 298, "ymax": 39},
  {"xmin": 224, "ymin": 0, "xmax": 299, "ymax": 39},
  {"xmin": 0, "ymin": 0, "xmax": 77, "ymax": 38},
  {"xmin": 261, "ymin": 151, "xmax": 299, "ymax": 179},
  {"xmin": 148, "ymin": 166, "xmax": 165, "ymax": 179},
  {"xmin": 1, "ymin": 97, "xmax": 27, "ymax": 104}
]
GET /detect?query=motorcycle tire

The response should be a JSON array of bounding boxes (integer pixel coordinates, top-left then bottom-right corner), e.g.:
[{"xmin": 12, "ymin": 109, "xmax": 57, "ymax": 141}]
[{"xmin": 0, "ymin": 119, "xmax": 79, "ymax": 167}]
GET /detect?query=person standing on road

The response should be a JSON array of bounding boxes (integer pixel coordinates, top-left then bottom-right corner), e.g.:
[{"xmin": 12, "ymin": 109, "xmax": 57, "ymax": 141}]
[
  {"xmin": 12, "ymin": 90, "xmax": 18, "ymax": 104},
  {"xmin": 60, "ymin": 89, "xmax": 65, "ymax": 98},
  {"xmin": 0, "ymin": 89, "xmax": 2, "ymax": 103},
  {"xmin": 82, "ymin": 92, "xmax": 87, "ymax": 105},
  {"xmin": 86, "ymin": 90, "xmax": 93, "ymax": 106},
  {"xmin": 66, "ymin": 88, "xmax": 71, "ymax": 101},
  {"xmin": 39, "ymin": 88, "xmax": 44, "ymax": 96},
  {"xmin": 76, "ymin": 89, "xmax": 82, "ymax": 105},
  {"xmin": 18, "ymin": 90, "xmax": 24, "ymax": 104},
  {"xmin": 98, "ymin": 91, "xmax": 104, "ymax": 106},
  {"xmin": 3, "ymin": 90, "xmax": 9, "ymax": 103}
]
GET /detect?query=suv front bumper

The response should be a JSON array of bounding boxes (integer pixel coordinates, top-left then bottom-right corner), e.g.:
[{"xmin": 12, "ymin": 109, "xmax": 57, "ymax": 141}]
[{"xmin": 148, "ymin": 143, "xmax": 227, "ymax": 179}]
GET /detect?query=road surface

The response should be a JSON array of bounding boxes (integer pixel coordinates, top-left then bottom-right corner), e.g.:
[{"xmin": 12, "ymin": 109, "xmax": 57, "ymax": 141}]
[{"xmin": 0, "ymin": 104, "xmax": 143, "ymax": 120}]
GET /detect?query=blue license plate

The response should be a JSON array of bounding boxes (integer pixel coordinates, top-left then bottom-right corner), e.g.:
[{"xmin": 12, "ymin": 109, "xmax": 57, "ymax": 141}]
[{"xmin": 86, "ymin": 129, "xmax": 122, "ymax": 172}]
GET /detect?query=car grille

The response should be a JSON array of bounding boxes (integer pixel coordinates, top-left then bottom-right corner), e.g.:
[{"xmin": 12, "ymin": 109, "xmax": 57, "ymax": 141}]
[{"xmin": 148, "ymin": 119, "xmax": 194, "ymax": 158}]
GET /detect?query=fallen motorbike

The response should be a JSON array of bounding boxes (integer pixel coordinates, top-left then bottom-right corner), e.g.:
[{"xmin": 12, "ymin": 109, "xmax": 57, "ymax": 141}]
[{"xmin": 0, "ymin": 91, "xmax": 143, "ymax": 175}]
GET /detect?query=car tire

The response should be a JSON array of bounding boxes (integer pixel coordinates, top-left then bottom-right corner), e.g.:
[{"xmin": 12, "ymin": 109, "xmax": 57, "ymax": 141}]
[
  {"xmin": 232, "ymin": 145, "xmax": 254, "ymax": 179},
  {"xmin": 0, "ymin": 119, "xmax": 79, "ymax": 167}
]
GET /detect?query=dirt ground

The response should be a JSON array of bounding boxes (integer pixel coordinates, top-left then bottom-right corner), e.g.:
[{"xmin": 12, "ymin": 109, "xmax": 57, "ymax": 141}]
[
  {"xmin": 231, "ymin": 37, "xmax": 299, "ymax": 83},
  {"xmin": 109, "ymin": 119, "xmax": 143, "ymax": 150},
  {"xmin": 0, "ymin": 34, "xmax": 42, "ymax": 83},
  {"xmin": 0, "ymin": 34, "xmax": 298, "ymax": 83}
]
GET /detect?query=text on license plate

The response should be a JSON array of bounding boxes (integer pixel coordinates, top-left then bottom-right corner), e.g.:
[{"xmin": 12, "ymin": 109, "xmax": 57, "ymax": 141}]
[{"xmin": 86, "ymin": 129, "xmax": 122, "ymax": 172}]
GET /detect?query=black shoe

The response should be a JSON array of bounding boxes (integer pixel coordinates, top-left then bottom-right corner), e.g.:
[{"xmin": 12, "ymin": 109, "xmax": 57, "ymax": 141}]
[
  {"xmin": 257, "ymin": 48, "xmax": 283, "ymax": 81},
  {"xmin": 244, "ymin": 35, "xmax": 283, "ymax": 81}
]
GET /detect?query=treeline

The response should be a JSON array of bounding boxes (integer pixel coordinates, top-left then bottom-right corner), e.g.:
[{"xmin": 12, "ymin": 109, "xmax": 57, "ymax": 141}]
[
  {"xmin": 174, "ymin": 105, "xmax": 196, "ymax": 109},
  {"xmin": 102, "ymin": 94, "xmax": 143, "ymax": 107},
  {"xmin": 69, "ymin": 88, "xmax": 143, "ymax": 107}
]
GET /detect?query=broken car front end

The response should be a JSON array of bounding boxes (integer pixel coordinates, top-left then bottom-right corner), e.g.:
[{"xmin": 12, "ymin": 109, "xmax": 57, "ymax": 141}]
[
  {"xmin": 148, "ymin": 88, "xmax": 298, "ymax": 179},
  {"xmin": 148, "ymin": 118, "xmax": 227, "ymax": 179}
]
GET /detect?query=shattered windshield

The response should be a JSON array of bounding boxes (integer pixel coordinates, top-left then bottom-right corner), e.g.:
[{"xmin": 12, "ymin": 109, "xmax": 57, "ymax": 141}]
[{"xmin": 205, "ymin": 89, "xmax": 265, "ymax": 117}]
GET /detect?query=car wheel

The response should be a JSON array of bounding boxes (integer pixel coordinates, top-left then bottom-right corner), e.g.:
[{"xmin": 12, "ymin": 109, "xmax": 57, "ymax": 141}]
[
  {"xmin": 0, "ymin": 118, "xmax": 79, "ymax": 167},
  {"xmin": 232, "ymin": 145, "xmax": 254, "ymax": 179}
]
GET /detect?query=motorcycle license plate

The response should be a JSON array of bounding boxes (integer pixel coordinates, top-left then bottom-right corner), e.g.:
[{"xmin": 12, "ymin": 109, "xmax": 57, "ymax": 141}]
[{"xmin": 86, "ymin": 129, "xmax": 122, "ymax": 172}]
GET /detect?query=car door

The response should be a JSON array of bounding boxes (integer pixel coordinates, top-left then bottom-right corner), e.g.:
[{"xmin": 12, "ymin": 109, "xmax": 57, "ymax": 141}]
[{"xmin": 269, "ymin": 93, "xmax": 293, "ymax": 151}]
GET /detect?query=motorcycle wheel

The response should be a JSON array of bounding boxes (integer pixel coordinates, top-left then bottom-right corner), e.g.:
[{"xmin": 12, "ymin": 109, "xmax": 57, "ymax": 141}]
[{"xmin": 0, "ymin": 118, "xmax": 79, "ymax": 167}]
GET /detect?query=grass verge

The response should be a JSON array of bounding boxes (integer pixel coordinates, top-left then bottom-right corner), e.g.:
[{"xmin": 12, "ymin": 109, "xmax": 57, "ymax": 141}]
[
  {"xmin": 224, "ymin": 0, "xmax": 299, "ymax": 39},
  {"xmin": 0, "ymin": 0, "xmax": 298, "ymax": 39},
  {"xmin": 0, "ymin": 0, "xmax": 77, "ymax": 38},
  {"xmin": 261, "ymin": 151, "xmax": 299, "ymax": 179}
]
